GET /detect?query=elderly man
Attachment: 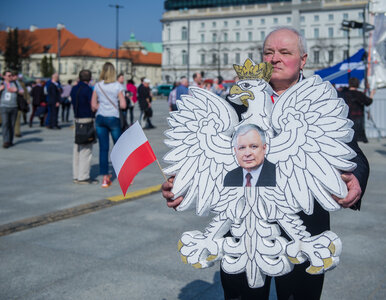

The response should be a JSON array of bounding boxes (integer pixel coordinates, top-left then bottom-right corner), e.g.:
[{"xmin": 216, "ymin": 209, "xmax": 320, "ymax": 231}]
[
  {"xmin": 192, "ymin": 72, "xmax": 203, "ymax": 88},
  {"xmin": 47, "ymin": 73, "xmax": 62, "ymax": 129},
  {"xmin": 0, "ymin": 70, "xmax": 24, "ymax": 148},
  {"xmin": 224, "ymin": 124, "xmax": 275, "ymax": 187},
  {"xmin": 162, "ymin": 27, "xmax": 369, "ymax": 300}
]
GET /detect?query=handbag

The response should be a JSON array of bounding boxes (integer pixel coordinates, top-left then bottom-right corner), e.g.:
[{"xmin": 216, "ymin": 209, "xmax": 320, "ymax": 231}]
[
  {"xmin": 74, "ymin": 86, "xmax": 96, "ymax": 145},
  {"xmin": 17, "ymin": 94, "xmax": 30, "ymax": 113},
  {"xmin": 98, "ymin": 83, "xmax": 128, "ymax": 132},
  {"xmin": 75, "ymin": 121, "xmax": 96, "ymax": 145}
]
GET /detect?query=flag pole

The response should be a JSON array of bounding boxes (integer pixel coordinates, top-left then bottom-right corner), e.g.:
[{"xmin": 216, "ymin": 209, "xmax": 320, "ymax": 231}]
[{"xmin": 156, "ymin": 159, "xmax": 168, "ymax": 182}]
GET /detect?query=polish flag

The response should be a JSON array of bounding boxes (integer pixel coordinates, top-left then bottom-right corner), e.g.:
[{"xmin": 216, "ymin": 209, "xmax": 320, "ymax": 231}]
[{"xmin": 110, "ymin": 121, "xmax": 157, "ymax": 196}]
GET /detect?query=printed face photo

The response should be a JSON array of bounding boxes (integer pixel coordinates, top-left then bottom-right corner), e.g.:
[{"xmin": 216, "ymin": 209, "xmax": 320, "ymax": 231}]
[
  {"xmin": 234, "ymin": 129, "xmax": 266, "ymax": 172},
  {"xmin": 223, "ymin": 125, "xmax": 276, "ymax": 188}
]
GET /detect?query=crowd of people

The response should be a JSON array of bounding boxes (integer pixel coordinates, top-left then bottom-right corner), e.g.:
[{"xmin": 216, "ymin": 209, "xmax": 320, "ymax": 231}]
[{"xmin": 0, "ymin": 64, "xmax": 157, "ymax": 189}]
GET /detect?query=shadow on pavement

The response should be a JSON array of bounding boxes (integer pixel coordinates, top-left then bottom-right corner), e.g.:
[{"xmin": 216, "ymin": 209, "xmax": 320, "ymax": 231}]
[
  {"xmin": 14, "ymin": 137, "xmax": 44, "ymax": 144},
  {"xmin": 177, "ymin": 272, "xmax": 222, "ymax": 300}
]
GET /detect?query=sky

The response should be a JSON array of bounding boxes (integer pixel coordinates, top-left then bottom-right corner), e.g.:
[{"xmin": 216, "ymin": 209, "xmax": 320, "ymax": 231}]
[{"xmin": 0, "ymin": 0, "xmax": 165, "ymax": 48}]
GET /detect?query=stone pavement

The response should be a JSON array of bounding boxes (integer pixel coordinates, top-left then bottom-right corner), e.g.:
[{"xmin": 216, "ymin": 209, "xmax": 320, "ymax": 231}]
[{"xmin": 0, "ymin": 98, "xmax": 385, "ymax": 299}]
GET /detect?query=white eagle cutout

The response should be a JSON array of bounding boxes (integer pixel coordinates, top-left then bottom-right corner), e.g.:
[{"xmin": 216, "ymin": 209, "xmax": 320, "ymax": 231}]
[{"xmin": 163, "ymin": 59, "xmax": 356, "ymax": 288}]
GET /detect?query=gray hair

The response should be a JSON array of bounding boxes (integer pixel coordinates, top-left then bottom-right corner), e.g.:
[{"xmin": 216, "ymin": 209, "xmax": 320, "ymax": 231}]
[
  {"xmin": 232, "ymin": 124, "xmax": 266, "ymax": 148},
  {"xmin": 263, "ymin": 26, "xmax": 308, "ymax": 56}
]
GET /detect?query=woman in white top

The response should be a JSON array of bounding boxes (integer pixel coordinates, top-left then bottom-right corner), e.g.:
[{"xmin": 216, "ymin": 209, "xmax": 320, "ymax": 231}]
[{"xmin": 91, "ymin": 62, "xmax": 126, "ymax": 188}]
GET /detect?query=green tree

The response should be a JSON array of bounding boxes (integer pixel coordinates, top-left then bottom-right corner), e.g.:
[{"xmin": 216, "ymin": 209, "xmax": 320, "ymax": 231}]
[
  {"xmin": 40, "ymin": 55, "xmax": 49, "ymax": 77},
  {"xmin": 4, "ymin": 28, "xmax": 21, "ymax": 71},
  {"xmin": 40, "ymin": 55, "xmax": 54, "ymax": 77},
  {"xmin": 48, "ymin": 55, "xmax": 54, "ymax": 76}
]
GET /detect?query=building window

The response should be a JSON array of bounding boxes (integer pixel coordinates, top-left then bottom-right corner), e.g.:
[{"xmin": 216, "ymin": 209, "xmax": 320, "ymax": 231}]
[
  {"xmin": 260, "ymin": 31, "xmax": 265, "ymax": 41},
  {"xmin": 224, "ymin": 21, "xmax": 228, "ymax": 27},
  {"xmin": 343, "ymin": 13, "xmax": 348, "ymax": 20},
  {"xmin": 212, "ymin": 33, "xmax": 217, "ymax": 42},
  {"xmin": 343, "ymin": 50, "xmax": 349, "ymax": 60},
  {"xmin": 235, "ymin": 53, "xmax": 240, "ymax": 64},
  {"xmin": 248, "ymin": 52, "xmax": 253, "ymax": 59},
  {"xmin": 343, "ymin": 30, "xmax": 348, "ymax": 38},
  {"xmin": 274, "ymin": 17, "xmax": 278, "ymax": 24},
  {"xmin": 212, "ymin": 21, "xmax": 216, "ymax": 28},
  {"xmin": 248, "ymin": 32, "xmax": 252, "ymax": 41},
  {"xmin": 212, "ymin": 53, "xmax": 217, "ymax": 64},
  {"xmin": 181, "ymin": 26, "xmax": 187, "ymax": 40},
  {"xmin": 314, "ymin": 51, "xmax": 319, "ymax": 64},
  {"xmin": 224, "ymin": 32, "xmax": 228, "ymax": 42},
  {"xmin": 287, "ymin": 17, "xmax": 291, "ymax": 24},
  {"xmin": 223, "ymin": 53, "xmax": 228, "ymax": 65},
  {"xmin": 168, "ymin": 27, "xmax": 171, "ymax": 40},
  {"xmin": 314, "ymin": 15, "xmax": 319, "ymax": 22},
  {"xmin": 301, "ymin": 16, "xmax": 305, "ymax": 23},
  {"xmin": 358, "ymin": 12, "xmax": 364, "ymax": 20},
  {"xmin": 236, "ymin": 32, "xmax": 240, "ymax": 42},
  {"xmin": 201, "ymin": 54, "xmax": 205, "ymax": 65},
  {"xmin": 300, "ymin": 29, "xmax": 305, "ymax": 37},
  {"xmin": 201, "ymin": 22, "xmax": 205, "ymax": 28},
  {"xmin": 182, "ymin": 50, "xmax": 188, "ymax": 65},
  {"xmin": 72, "ymin": 63, "xmax": 77, "ymax": 74},
  {"xmin": 328, "ymin": 14, "xmax": 334, "ymax": 21},
  {"xmin": 328, "ymin": 27, "xmax": 334, "ymax": 38},
  {"xmin": 201, "ymin": 34, "xmax": 205, "ymax": 43},
  {"xmin": 248, "ymin": 19, "xmax": 252, "ymax": 26},
  {"xmin": 260, "ymin": 18, "xmax": 265, "ymax": 25},
  {"xmin": 328, "ymin": 50, "xmax": 334, "ymax": 63},
  {"xmin": 236, "ymin": 20, "xmax": 240, "ymax": 26},
  {"xmin": 166, "ymin": 48, "xmax": 170, "ymax": 65},
  {"xmin": 314, "ymin": 28, "xmax": 319, "ymax": 39}
]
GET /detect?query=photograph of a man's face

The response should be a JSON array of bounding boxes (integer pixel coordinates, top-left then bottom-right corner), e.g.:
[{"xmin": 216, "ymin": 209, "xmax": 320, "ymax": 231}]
[{"xmin": 223, "ymin": 124, "xmax": 276, "ymax": 187}]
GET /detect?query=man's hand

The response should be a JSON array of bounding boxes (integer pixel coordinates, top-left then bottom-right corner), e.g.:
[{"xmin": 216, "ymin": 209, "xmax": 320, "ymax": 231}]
[
  {"xmin": 162, "ymin": 176, "xmax": 184, "ymax": 209},
  {"xmin": 332, "ymin": 173, "xmax": 362, "ymax": 208}
]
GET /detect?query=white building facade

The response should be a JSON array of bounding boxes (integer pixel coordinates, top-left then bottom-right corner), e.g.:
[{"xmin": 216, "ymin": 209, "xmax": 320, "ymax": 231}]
[{"xmin": 161, "ymin": 0, "xmax": 369, "ymax": 83}]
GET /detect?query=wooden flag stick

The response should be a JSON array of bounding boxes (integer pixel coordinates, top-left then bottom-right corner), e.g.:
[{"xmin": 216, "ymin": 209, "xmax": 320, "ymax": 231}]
[{"xmin": 156, "ymin": 159, "xmax": 168, "ymax": 182}]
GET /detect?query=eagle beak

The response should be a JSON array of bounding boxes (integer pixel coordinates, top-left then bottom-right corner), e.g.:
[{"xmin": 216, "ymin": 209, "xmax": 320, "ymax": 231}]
[{"xmin": 229, "ymin": 85, "xmax": 255, "ymax": 107}]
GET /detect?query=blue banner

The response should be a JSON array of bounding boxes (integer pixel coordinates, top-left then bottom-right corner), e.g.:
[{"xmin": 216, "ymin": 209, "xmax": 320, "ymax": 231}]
[{"xmin": 314, "ymin": 48, "xmax": 366, "ymax": 85}]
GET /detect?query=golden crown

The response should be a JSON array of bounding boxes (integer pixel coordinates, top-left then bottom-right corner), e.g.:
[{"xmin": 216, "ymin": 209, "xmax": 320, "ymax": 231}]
[{"xmin": 233, "ymin": 59, "xmax": 273, "ymax": 82}]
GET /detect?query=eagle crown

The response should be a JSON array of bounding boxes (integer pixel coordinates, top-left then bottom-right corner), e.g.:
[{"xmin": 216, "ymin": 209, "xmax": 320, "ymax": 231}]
[{"xmin": 233, "ymin": 59, "xmax": 273, "ymax": 82}]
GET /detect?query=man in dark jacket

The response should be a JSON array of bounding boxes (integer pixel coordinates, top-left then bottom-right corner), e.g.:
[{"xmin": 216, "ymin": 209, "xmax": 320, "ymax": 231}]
[
  {"xmin": 342, "ymin": 77, "xmax": 374, "ymax": 143},
  {"xmin": 29, "ymin": 78, "xmax": 45, "ymax": 127},
  {"xmin": 47, "ymin": 73, "xmax": 62, "ymax": 129},
  {"xmin": 138, "ymin": 78, "xmax": 154, "ymax": 129},
  {"xmin": 71, "ymin": 70, "xmax": 97, "ymax": 184}
]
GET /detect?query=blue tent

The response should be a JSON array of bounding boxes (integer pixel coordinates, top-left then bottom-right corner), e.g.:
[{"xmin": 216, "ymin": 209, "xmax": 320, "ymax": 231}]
[{"xmin": 314, "ymin": 48, "xmax": 366, "ymax": 85}]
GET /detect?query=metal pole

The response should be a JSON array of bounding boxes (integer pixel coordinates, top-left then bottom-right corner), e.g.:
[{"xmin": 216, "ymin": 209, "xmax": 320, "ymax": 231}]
[
  {"xmin": 347, "ymin": 29, "xmax": 351, "ymax": 81},
  {"xmin": 58, "ymin": 29, "xmax": 61, "ymax": 76},
  {"xmin": 109, "ymin": 4, "xmax": 124, "ymax": 71},
  {"xmin": 187, "ymin": 20, "xmax": 190, "ymax": 81}
]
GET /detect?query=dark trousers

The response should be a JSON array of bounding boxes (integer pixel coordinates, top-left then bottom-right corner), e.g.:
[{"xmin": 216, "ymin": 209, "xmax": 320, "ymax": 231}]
[
  {"xmin": 128, "ymin": 106, "xmax": 134, "ymax": 125},
  {"xmin": 0, "ymin": 107, "xmax": 18, "ymax": 144},
  {"xmin": 49, "ymin": 103, "xmax": 59, "ymax": 128},
  {"xmin": 221, "ymin": 263, "xmax": 324, "ymax": 300},
  {"xmin": 61, "ymin": 100, "xmax": 71, "ymax": 122},
  {"xmin": 352, "ymin": 116, "xmax": 368, "ymax": 143}
]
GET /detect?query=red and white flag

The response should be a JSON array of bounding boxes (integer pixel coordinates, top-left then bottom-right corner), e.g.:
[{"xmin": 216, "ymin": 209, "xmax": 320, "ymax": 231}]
[{"xmin": 110, "ymin": 122, "xmax": 157, "ymax": 196}]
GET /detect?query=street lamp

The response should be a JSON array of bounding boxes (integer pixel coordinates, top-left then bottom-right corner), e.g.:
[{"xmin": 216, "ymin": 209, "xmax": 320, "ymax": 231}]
[
  {"xmin": 57, "ymin": 23, "xmax": 65, "ymax": 77},
  {"xmin": 109, "ymin": 4, "xmax": 124, "ymax": 71},
  {"xmin": 341, "ymin": 19, "xmax": 375, "ymax": 81}
]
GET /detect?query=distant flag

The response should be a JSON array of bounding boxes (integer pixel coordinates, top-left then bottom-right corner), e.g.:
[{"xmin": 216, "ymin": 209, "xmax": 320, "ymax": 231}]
[{"xmin": 110, "ymin": 121, "xmax": 157, "ymax": 196}]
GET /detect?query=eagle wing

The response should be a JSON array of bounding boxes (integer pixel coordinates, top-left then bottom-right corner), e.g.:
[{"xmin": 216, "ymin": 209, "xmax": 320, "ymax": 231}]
[
  {"xmin": 266, "ymin": 75, "xmax": 356, "ymax": 214},
  {"xmin": 163, "ymin": 87, "xmax": 240, "ymax": 216}
]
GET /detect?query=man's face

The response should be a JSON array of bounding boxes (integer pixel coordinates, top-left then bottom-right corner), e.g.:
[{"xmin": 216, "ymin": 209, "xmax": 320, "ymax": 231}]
[
  {"xmin": 52, "ymin": 73, "xmax": 58, "ymax": 82},
  {"xmin": 3, "ymin": 72, "xmax": 12, "ymax": 82},
  {"xmin": 195, "ymin": 73, "xmax": 202, "ymax": 84},
  {"xmin": 234, "ymin": 129, "xmax": 266, "ymax": 172},
  {"xmin": 263, "ymin": 29, "xmax": 307, "ymax": 90}
]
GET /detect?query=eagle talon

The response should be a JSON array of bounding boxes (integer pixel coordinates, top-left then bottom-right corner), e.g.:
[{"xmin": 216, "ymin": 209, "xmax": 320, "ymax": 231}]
[{"xmin": 288, "ymin": 256, "xmax": 301, "ymax": 264}]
